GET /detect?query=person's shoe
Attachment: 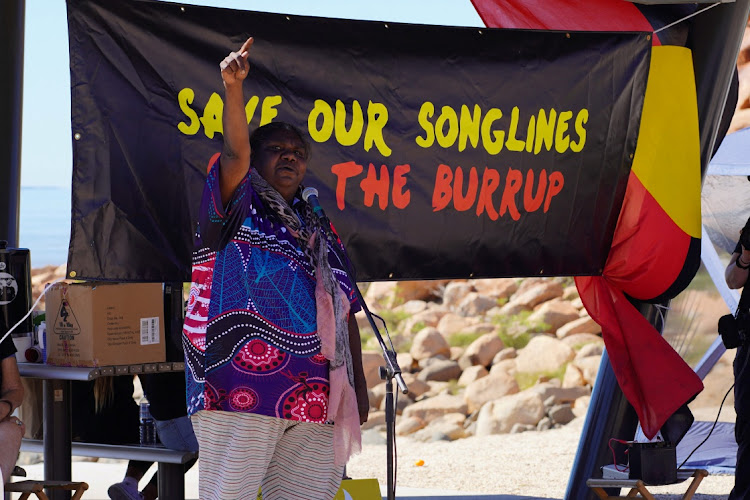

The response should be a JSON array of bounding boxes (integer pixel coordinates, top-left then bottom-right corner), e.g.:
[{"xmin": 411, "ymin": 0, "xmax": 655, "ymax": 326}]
[{"xmin": 107, "ymin": 477, "xmax": 144, "ymax": 500}]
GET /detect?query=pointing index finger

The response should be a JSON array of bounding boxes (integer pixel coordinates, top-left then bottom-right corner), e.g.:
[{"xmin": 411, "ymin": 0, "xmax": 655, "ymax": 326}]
[{"xmin": 239, "ymin": 37, "xmax": 254, "ymax": 58}]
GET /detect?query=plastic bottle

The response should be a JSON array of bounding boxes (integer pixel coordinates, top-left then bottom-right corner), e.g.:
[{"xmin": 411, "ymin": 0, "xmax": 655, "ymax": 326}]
[
  {"xmin": 139, "ymin": 396, "xmax": 156, "ymax": 446},
  {"xmin": 38, "ymin": 321, "xmax": 46, "ymax": 362}
]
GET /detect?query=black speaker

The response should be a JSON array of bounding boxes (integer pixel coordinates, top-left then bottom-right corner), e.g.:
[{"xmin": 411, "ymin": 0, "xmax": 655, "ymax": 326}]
[{"xmin": 0, "ymin": 240, "xmax": 33, "ymax": 337}]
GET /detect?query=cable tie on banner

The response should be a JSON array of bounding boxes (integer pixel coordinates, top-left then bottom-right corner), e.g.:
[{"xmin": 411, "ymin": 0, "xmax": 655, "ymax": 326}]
[{"xmin": 653, "ymin": 3, "xmax": 721, "ymax": 34}]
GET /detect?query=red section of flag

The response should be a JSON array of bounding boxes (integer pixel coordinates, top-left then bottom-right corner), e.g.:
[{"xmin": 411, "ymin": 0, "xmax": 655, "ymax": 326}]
[
  {"xmin": 575, "ymin": 172, "xmax": 702, "ymax": 438},
  {"xmin": 470, "ymin": 0, "xmax": 661, "ymax": 45}
]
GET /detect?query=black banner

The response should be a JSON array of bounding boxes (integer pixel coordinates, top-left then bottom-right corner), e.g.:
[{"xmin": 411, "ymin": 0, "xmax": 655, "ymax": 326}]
[{"xmin": 66, "ymin": 0, "xmax": 651, "ymax": 282}]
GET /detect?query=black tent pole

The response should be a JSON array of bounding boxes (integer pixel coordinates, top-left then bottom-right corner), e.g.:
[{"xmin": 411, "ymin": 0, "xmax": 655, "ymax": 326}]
[
  {"xmin": 565, "ymin": 4, "xmax": 750, "ymax": 499},
  {"xmin": 0, "ymin": 0, "xmax": 25, "ymax": 248}
]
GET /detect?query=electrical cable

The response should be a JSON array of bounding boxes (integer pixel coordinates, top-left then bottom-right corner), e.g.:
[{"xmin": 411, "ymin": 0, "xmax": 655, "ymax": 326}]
[
  {"xmin": 653, "ymin": 3, "xmax": 721, "ymax": 34},
  {"xmin": 0, "ymin": 277, "xmax": 64, "ymax": 346},
  {"xmin": 678, "ymin": 383, "xmax": 734, "ymax": 469}
]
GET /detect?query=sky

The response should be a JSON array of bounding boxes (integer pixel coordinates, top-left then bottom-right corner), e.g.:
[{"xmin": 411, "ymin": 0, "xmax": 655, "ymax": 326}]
[{"xmin": 19, "ymin": 0, "xmax": 483, "ymax": 187}]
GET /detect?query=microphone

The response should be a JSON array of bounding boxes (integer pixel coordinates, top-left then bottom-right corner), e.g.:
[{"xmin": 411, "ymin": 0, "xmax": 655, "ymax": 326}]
[{"xmin": 302, "ymin": 187, "xmax": 333, "ymax": 235}]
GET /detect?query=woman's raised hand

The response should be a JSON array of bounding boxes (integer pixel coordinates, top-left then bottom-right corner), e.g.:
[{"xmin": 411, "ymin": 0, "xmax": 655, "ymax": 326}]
[{"xmin": 220, "ymin": 37, "xmax": 254, "ymax": 87}]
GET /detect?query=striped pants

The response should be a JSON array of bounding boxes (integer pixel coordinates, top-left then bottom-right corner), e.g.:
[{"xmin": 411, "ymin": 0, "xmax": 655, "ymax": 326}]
[{"xmin": 192, "ymin": 410, "xmax": 344, "ymax": 500}]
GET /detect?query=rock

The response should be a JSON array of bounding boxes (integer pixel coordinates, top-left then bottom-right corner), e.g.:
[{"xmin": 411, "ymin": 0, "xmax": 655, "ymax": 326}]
[
  {"xmin": 527, "ymin": 300, "xmax": 581, "ymax": 333},
  {"xmin": 361, "ymin": 410, "xmax": 386, "ymax": 430},
  {"xmin": 464, "ymin": 371, "xmax": 519, "ymax": 413},
  {"xmin": 514, "ymin": 277, "xmax": 549, "ymax": 296},
  {"xmin": 363, "ymin": 282, "xmax": 398, "ymax": 309},
  {"xmin": 362, "ymin": 350, "xmax": 386, "ymax": 388},
  {"xmin": 492, "ymin": 347, "xmax": 516, "ymax": 364},
  {"xmin": 380, "ymin": 392, "xmax": 414, "ymax": 415},
  {"xmin": 460, "ymin": 333, "xmax": 505, "ymax": 368},
  {"xmin": 527, "ymin": 382, "xmax": 590, "ymax": 405},
  {"xmin": 571, "ymin": 297, "xmax": 584, "ymax": 310},
  {"xmin": 417, "ymin": 359, "xmax": 462, "ymax": 382},
  {"xmin": 436, "ymin": 313, "xmax": 478, "ymax": 337},
  {"xmin": 397, "ymin": 352, "xmax": 418, "ymax": 373},
  {"xmin": 402, "ymin": 394, "xmax": 468, "ymax": 423},
  {"xmin": 515, "ymin": 335, "xmax": 575, "ymax": 374},
  {"xmin": 396, "ymin": 415, "xmax": 426, "ymax": 435},
  {"xmin": 401, "ymin": 372, "xmax": 431, "ymax": 399},
  {"xmin": 419, "ymin": 354, "xmax": 449, "ymax": 369},
  {"xmin": 537, "ymin": 417, "xmax": 553, "ymax": 431},
  {"xmin": 472, "ymin": 278, "xmax": 518, "ymax": 300},
  {"xmin": 510, "ymin": 423, "xmax": 535, "ymax": 434},
  {"xmin": 370, "ymin": 382, "xmax": 387, "ymax": 409},
  {"xmin": 498, "ymin": 301, "xmax": 532, "ymax": 316},
  {"xmin": 461, "ymin": 323, "xmax": 497, "ymax": 335},
  {"xmin": 510, "ymin": 281, "xmax": 564, "ymax": 309},
  {"xmin": 456, "ymin": 292, "xmax": 498, "ymax": 317},
  {"xmin": 395, "ymin": 280, "xmax": 451, "ymax": 303},
  {"xmin": 411, "ymin": 413, "xmax": 467, "ymax": 442},
  {"xmin": 442, "ymin": 282, "xmax": 475, "ymax": 309},
  {"xmin": 424, "ymin": 381, "xmax": 451, "ymax": 398},
  {"xmin": 489, "ymin": 358, "xmax": 517, "ymax": 376},
  {"xmin": 475, "ymin": 390, "xmax": 545, "ymax": 436},
  {"xmin": 410, "ymin": 327, "xmax": 450, "ymax": 360},
  {"xmin": 562, "ymin": 363, "xmax": 586, "ymax": 388},
  {"xmin": 571, "ymin": 356, "xmax": 602, "ymax": 385},
  {"xmin": 576, "ymin": 343, "xmax": 604, "ymax": 359},
  {"xmin": 457, "ymin": 365, "xmax": 488, "ymax": 387},
  {"xmin": 393, "ymin": 300, "xmax": 429, "ymax": 315},
  {"xmin": 562, "ymin": 285, "xmax": 579, "ymax": 301},
  {"xmin": 548, "ymin": 404, "xmax": 576, "ymax": 425},
  {"xmin": 560, "ymin": 333, "xmax": 603, "ymax": 348},
  {"xmin": 450, "ymin": 346, "xmax": 464, "ymax": 361},
  {"xmin": 402, "ymin": 308, "xmax": 446, "ymax": 335},
  {"xmin": 573, "ymin": 395, "xmax": 591, "ymax": 417},
  {"xmin": 556, "ymin": 315, "xmax": 601, "ymax": 338}
]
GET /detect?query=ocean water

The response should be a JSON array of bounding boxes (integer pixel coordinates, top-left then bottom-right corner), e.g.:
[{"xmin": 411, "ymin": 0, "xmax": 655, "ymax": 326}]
[{"xmin": 18, "ymin": 186, "xmax": 72, "ymax": 268}]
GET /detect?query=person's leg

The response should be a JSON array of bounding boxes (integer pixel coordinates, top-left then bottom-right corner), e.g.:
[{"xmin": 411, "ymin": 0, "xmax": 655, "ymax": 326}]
[
  {"xmin": 731, "ymin": 345, "xmax": 750, "ymax": 500},
  {"xmin": 193, "ymin": 410, "xmax": 283, "ymax": 500},
  {"xmin": 0, "ymin": 418, "xmax": 24, "ymax": 484},
  {"xmin": 108, "ymin": 460, "xmax": 153, "ymax": 500},
  {"xmin": 154, "ymin": 415, "xmax": 199, "ymax": 452},
  {"xmin": 262, "ymin": 421, "xmax": 344, "ymax": 500}
]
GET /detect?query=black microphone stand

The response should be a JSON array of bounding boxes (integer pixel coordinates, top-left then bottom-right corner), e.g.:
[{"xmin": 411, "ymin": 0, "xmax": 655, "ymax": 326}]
[{"xmin": 318, "ymin": 226, "xmax": 408, "ymax": 500}]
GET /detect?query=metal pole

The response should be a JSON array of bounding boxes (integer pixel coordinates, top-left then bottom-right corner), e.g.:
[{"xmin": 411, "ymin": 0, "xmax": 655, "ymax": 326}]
[
  {"xmin": 44, "ymin": 379, "xmax": 72, "ymax": 500},
  {"xmin": 0, "ymin": 0, "xmax": 25, "ymax": 247}
]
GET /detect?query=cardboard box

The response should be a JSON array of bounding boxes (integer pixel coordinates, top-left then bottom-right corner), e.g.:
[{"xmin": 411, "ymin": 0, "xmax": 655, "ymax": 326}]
[{"xmin": 45, "ymin": 282, "xmax": 166, "ymax": 367}]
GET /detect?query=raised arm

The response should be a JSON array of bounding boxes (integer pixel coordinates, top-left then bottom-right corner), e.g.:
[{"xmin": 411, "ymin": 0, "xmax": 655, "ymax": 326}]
[
  {"xmin": 727, "ymin": 245, "xmax": 750, "ymax": 290},
  {"xmin": 219, "ymin": 36, "xmax": 254, "ymax": 205}
]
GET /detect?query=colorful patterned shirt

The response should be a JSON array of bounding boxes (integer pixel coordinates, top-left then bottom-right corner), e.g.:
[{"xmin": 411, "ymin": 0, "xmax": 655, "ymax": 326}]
[{"xmin": 183, "ymin": 158, "xmax": 358, "ymax": 423}]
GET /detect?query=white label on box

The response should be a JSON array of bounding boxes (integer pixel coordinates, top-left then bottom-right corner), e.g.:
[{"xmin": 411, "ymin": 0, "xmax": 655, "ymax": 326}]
[{"xmin": 140, "ymin": 317, "xmax": 160, "ymax": 345}]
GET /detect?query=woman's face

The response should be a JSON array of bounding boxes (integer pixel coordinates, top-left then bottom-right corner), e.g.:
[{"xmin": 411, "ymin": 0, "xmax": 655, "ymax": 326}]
[{"xmin": 251, "ymin": 129, "xmax": 308, "ymax": 203}]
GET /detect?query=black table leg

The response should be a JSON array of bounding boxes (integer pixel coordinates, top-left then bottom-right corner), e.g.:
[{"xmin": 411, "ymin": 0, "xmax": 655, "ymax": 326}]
[
  {"xmin": 44, "ymin": 378, "xmax": 72, "ymax": 500},
  {"xmin": 158, "ymin": 462, "xmax": 185, "ymax": 500}
]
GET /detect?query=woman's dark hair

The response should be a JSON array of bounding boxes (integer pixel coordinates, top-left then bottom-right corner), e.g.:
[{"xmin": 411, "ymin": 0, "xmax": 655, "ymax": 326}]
[{"xmin": 249, "ymin": 122, "xmax": 311, "ymax": 161}]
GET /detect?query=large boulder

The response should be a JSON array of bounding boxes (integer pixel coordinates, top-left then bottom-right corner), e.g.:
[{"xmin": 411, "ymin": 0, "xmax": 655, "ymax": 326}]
[
  {"xmin": 401, "ymin": 307, "xmax": 447, "ymax": 335},
  {"xmin": 456, "ymin": 292, "xmax": 498, "ymax": 317},
  {"xmin": 556, "ymin": 315, "xmax": 601, "ymax": 338},
  {"xmin": 475, "ymin": 390, "xmax": 545, "ymax": 435},
  {"xmin": 362, "ymin": 350, "xmax": 386, "ymax": 388},
  {"xmin": 515, "ymin": 335, "xmax": 575, "ymax": 374},
  {"xmin": 527, "ymin": 300, "xmax": 581, "ymax": 333},
  {"xmin": 402, "ymin": 394, "xmax": 468, "ymax": 423},
  {"xmin": 457, "ymin": 365, "xmax": 488, "ymax": 386},
  {"xmin": 416, "ymin": 359, "xmax": 462, "ymax": 382},
  {"xmin": 411, "ymin": 413, "xmax": 467, "ymax": 442},
  {"xmin": 472, "ymin": 278, "xmax": 518, "ymax": 300},
  {"xmin": 436, "ymin": 313, "xmax": 478, "ymax": 337},
  {"xmin": 442, "ymin": 282, "xmax": 475, "ymax": 309},
  {"xmin": 511, "ymin": 280, "xmax": 564, "ymax": 309},
  {"xmin": 460, "ymin": 333, "xmax": 505, "ymax": 368},
  {"xmin": 410, "ymin": 327, "xmax": 451, "ymax": 361},
  {"xmin": 464, "ymin": 371, "xmax": 519, "ymax": 413}
]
